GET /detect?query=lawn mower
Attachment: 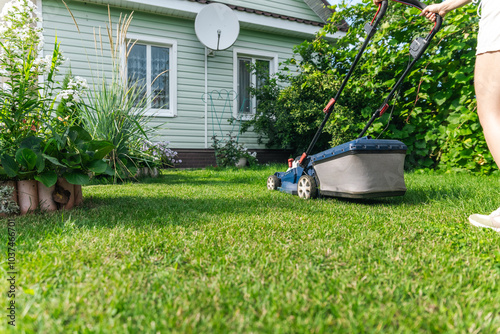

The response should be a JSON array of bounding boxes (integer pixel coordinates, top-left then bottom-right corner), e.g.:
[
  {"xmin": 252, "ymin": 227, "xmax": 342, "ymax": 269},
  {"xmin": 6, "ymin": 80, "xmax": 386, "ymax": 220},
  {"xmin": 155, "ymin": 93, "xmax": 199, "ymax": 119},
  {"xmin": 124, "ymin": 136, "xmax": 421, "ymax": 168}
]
[{"xmin": 267, "ymin": 0, "xmax": 442, "ymax": 199}]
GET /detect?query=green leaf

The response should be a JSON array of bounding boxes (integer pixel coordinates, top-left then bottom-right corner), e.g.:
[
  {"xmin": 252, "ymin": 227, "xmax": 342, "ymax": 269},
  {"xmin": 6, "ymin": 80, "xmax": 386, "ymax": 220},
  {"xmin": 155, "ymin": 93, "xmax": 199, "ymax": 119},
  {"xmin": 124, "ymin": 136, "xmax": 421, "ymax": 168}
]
[
  {"xmin": 104, "ymin": 165, "xmax": 115, "ymax": 176},
  {"xmin": 69, "ymin": 126, "xmax": 92, "ymax": 143},
  {"xmin": 62, "ymin": 153, "xmax": 82, "ymax": 167},
  {"xmin": 19, "ymin": 136, "xmax": 43, "ymax": 151},
  {"xmin": 89, "ymin": 141, "xmax": 114, "ymax": 160},
  {"xmin": 42, "ymin": 154, "xmax": 66, "ymax": 167},
  {"xmin": 34, "ymin": 171, "xmax": 57, "ymax": 188},
  {"xmin": 128, "ymin": 166, "xmax": 138, "ymax": 177},
  {"xmin": 15, "ymin": 148, "xmax": 37, "ymax": 171},
  {"xmin": 435, "ymin": 96, "xmax": 446, "ymax": 106},
  {"xmin": 36, "ymin": 153, "xmax": 45, "ymax": 173},
  {"xmin": 88, "ymin": 160, "xmax": 108, "ymax": 174},
  {"xmin": 0, "ymin": 154, "xmax": 19, "ymax": 178},
  {"xmin": 63, "ymin": 172, "xmax": 90, "ymax": 185}
]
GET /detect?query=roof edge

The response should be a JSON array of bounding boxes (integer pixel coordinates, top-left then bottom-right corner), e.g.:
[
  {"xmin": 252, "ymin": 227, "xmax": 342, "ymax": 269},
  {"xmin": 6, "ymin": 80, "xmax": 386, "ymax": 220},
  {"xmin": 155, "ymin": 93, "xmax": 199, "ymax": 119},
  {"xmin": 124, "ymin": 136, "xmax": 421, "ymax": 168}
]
[{"xmin": 188, "ymin": 0, "xmax": 327, "ymax": 28}]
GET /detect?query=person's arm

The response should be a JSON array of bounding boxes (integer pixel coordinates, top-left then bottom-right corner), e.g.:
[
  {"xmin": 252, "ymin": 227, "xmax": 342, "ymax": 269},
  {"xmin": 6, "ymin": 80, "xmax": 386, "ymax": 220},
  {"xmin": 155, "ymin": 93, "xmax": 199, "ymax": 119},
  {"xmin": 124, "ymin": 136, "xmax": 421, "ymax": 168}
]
[
  {"xmin": 420, "ymin": 0, "xmax": 473, "ymax": 21},
  {"xmin": 372, "ymin": 0, "xmax": 473, "ymax": 22}
]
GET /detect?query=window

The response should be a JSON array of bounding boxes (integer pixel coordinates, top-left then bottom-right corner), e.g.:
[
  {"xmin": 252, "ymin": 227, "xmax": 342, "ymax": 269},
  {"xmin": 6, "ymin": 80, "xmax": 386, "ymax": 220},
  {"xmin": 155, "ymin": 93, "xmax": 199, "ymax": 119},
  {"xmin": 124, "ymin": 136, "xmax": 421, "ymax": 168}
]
[
  {"xmin": 233, "ymin": 49, "xmax": 277, "ymax": 117},
  {"xmin": 238, "ymin": 57, "xmax": 252, "ymax": 113},
  {"xmin": 125, "ymin": 35, "xmax": 177, "ymax": 117},
  {"xmin": 237, "ymin": 57, "xmax": 270, "ymax": 114}
]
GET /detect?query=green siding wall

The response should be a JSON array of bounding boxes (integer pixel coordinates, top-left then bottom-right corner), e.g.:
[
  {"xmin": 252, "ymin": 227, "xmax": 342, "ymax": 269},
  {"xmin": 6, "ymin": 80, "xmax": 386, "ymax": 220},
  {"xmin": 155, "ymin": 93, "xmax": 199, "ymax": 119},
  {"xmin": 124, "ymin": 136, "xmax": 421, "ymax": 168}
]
[{"xmin": 42, "ymin": 0, "xmax": 313, "ymax": 149}]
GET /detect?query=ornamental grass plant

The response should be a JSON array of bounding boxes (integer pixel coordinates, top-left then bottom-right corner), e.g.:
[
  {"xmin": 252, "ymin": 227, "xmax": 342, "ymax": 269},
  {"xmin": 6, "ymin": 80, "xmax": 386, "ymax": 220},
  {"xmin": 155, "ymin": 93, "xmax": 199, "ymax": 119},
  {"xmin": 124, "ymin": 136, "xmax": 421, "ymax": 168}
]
[
  {"xmin": 68, "ymin": 7, "xmax": 165, "ymax": 182},
  {"xmin": 79, "ymin": 72, "xmax": 159, "ymax": 181}
]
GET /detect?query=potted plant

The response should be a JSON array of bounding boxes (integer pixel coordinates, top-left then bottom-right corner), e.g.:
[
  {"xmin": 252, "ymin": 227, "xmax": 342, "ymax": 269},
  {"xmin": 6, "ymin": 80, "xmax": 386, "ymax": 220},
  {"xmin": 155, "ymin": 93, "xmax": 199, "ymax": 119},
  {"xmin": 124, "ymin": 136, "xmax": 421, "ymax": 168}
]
[
  {"xmin": 0, "ymin": 0, "xmax": 63, "ymax": 213},
  {"xmin": 0, "ymin": 0, "xmax": 117, "ymax": 213},
  {"xmin": 42, "ymin": 125, "xmax": 114, "ymax": 208}
]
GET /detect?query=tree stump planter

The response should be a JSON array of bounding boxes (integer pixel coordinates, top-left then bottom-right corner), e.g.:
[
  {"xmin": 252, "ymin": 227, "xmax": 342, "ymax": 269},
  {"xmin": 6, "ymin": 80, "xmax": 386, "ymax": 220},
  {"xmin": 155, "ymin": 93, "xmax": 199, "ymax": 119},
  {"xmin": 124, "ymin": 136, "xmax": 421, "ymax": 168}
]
[
  {"xmin": 54, "ymin": 177, "xmax": 74, "ymax": 210},
  {"xmin": 150, "ymin": 167, "xmax": 159, "ymax": 178},
  {"xmin": 38, "ymin": 183, "xmax": 57, "ymax": 212},
  {"xmin": 17, "ymin": 180, "xmax": 38, "ymax": 214},
  {"xmin": 74, "ymin": 185, "xmax": 83, "ymax": 206},
  {"xmin": 235, "ymin": 157, "xmax": 247, "ymax": 168},
  {"xmin": 141, "ymin": 167, "xmax": 150, "ymax": 177}
]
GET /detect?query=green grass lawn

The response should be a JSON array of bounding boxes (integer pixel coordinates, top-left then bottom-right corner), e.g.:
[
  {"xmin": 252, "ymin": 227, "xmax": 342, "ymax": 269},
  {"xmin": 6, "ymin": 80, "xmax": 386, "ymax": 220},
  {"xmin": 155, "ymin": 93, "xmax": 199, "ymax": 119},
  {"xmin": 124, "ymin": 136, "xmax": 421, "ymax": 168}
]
[{"xmin": 1, "ymin": 166, "xmax": 500, "ymax": 333}]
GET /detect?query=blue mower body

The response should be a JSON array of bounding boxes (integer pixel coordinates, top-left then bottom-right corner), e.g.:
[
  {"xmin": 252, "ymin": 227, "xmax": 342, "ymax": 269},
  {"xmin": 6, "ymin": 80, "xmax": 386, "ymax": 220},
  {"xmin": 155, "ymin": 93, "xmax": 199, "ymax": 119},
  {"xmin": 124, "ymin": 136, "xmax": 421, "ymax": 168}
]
[
  {"xmin": 266, "ymin": 0, "xmax": 441, "ymax": 200},
  {"xmin": 270, "ymin": 137, "xmax": 408, "ymax": 199}
]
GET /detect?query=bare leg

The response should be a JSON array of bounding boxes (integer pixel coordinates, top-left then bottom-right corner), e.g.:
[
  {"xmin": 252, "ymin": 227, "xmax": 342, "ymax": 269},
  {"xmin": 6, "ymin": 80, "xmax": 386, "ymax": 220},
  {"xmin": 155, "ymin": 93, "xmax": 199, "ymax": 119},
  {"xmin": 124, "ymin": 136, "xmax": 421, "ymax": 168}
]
[
  {"xmin": 469, "ymin": 52, "xmax": 500, "ymax": 230},
  {"xmin": 474, "ymin": 51, "xmax": 500, "ymax": 168}
]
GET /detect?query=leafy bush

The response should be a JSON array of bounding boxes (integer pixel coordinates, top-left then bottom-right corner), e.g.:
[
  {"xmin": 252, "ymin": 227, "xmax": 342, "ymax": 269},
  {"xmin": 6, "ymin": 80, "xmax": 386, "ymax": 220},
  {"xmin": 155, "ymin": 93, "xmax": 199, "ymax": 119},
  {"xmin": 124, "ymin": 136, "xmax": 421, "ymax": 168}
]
[
  {"xmin": 211, "ymin": 134, "xmax": 258, "ymax": 168},
  {"xmin": 0, "ymin": 0, "xmax": 113, "ymax": 186},
  {"xmin": 242, "ymin": 70, "xmax": 359, "ymax": 155},
  {"xmin": 244, "ymin": 0, "xmax": 493, "ymax": 174}
]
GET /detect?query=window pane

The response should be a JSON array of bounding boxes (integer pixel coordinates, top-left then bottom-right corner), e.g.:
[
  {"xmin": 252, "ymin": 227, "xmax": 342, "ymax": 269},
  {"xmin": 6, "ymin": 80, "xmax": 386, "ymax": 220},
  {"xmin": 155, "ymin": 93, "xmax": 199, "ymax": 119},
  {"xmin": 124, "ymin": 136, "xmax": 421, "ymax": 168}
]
[
  {"xmin": 127, "ymin": 44, "xmax": 147, "ymax": 105},
  {"xmin": 238, "ymin": 58, "xmax": 251, "ymax": 113},
  {"xmin": 151, "ymin": 46, "xmax": 170, "ymax": 109},
  {"xmin": 256, "ymin": 59, "xmax": 270, "ymax": 90}
]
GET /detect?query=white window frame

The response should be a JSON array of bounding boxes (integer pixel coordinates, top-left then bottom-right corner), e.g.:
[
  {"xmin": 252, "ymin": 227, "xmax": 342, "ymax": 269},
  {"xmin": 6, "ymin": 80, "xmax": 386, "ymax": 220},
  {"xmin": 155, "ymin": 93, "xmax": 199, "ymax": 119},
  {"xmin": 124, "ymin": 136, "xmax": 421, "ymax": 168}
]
[
  {"xmin": 233, "ymin": 48, "xmax": 278, "ymax": 119},
  {"xmin": 124, "ymin": 33, "xmax": 178, "ymax": 117}
]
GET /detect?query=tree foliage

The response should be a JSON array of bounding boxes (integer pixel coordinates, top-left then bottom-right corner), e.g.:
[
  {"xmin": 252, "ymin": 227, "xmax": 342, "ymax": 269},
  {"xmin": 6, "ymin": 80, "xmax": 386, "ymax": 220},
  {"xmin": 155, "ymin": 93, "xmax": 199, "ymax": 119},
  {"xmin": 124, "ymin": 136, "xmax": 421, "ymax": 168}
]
[{"xmin": 243, "ymin": 0, "xmax": 494, "ymax": 174}]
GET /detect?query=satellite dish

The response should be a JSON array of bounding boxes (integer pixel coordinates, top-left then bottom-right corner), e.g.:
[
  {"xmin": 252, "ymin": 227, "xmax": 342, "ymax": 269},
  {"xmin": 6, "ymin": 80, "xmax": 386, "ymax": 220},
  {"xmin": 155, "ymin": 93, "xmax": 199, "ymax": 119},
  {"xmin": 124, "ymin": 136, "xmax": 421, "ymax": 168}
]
[{"xmin": 195, "ymin": 3, "xmax": 240, "ymax": 51}]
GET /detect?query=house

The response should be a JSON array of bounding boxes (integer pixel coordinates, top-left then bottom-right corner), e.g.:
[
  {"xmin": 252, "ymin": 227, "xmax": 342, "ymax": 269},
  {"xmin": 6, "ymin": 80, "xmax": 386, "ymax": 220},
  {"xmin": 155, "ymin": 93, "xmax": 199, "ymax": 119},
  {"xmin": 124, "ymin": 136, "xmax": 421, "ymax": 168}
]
[{"xmin": 37, "ymin": 0, "xmax": 346, "ymax": 167}]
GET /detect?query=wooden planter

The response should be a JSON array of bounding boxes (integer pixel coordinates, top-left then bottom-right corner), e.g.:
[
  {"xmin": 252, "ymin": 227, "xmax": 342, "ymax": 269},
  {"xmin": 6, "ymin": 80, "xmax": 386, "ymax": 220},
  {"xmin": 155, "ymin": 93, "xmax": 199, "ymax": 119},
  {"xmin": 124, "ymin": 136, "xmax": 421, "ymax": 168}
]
[
  {"xmin": 17, "ymin": 180, "xmax": 38, "ymax": 214},
  {"xmin": 55, "ymin": 177, "xmax": 74, "ymax": 210},
  {"xmin": 38, "ymin": 183, "xmax": 57, "ymax": 212},
  {"xmin": 74, "ymin": 185, "xmax": 83, "ymax": 206},
  {"xmin": 0, "ymin": 178, "xmax": 84, "ymax": 216},
  {"xmin": 136, "ymin": 167, "xmax": 160, "ymax": 178}
]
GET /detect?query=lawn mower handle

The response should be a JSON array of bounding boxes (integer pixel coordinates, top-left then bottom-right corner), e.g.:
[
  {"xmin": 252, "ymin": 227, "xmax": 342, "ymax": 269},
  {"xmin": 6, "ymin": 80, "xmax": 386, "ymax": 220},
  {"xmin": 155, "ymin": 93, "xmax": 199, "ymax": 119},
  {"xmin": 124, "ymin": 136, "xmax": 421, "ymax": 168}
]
[
  {"xmin": 394, "ymin": 0, "xmax": 443, "ymax": 32},
  {"xmin": 357, "ymin": 0, "xmax": 443, "ymax": 138},
  {"xmin": 299, "ymin": 0, "xmax": 389, "ymax": 166},
  {"xmin": 299, "ymin": 0, "xmax": 442, "ymax": 167}
]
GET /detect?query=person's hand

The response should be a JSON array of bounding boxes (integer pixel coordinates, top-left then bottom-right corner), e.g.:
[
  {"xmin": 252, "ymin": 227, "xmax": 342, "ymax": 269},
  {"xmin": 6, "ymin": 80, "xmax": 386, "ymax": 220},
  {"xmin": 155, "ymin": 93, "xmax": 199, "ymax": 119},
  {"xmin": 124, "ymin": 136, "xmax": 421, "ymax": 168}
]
[{"xmin": 420, "ymin": 4, "xmax": 446, "ymax": 22}]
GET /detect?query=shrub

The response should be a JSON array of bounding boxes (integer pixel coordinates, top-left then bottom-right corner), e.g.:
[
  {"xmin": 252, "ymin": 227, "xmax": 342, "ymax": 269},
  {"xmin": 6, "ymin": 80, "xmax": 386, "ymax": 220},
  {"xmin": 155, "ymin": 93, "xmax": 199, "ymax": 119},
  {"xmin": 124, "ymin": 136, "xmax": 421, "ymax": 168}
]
[
  {"xmin": 241, "ymin": 67, "xmax": 359, "ymax": 155},
  {"xmin": 243, "ymin": 0, "xmax": 493, "ymax": 174},
  {"xmin": 211, "ymin": 134, "xmax": 257, "ymax": 168},
  {"xmin": 141, "ymin": 140, "xmax": 182, "ymax": 169},
  {"xmin": 0, "ymin": 0, "xmax": 113, "ymax": 187}
]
